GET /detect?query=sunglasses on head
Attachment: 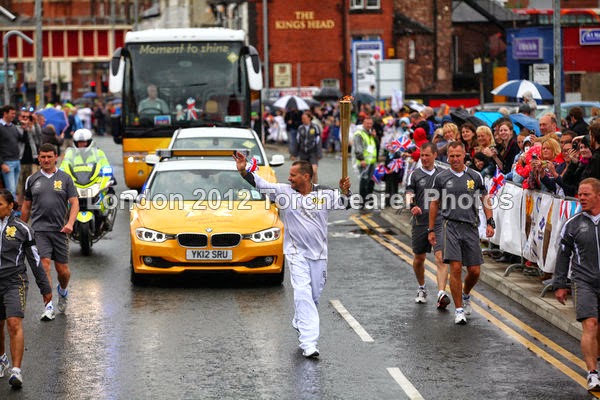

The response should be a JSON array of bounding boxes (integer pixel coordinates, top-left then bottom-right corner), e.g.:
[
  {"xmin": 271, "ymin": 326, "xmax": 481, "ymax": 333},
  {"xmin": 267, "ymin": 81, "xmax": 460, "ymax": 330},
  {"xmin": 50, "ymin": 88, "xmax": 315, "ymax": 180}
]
[{"xmin": 20, "ymin": 106, "xmax": 34, "ymax": 112}]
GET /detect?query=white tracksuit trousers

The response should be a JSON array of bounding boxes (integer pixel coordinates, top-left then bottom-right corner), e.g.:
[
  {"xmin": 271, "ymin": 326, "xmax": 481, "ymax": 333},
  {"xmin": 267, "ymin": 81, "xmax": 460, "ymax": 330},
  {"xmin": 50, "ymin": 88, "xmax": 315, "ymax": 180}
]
[{"xmin": 288, "ymin": 253, "xmax": 327, "ymax": 351}]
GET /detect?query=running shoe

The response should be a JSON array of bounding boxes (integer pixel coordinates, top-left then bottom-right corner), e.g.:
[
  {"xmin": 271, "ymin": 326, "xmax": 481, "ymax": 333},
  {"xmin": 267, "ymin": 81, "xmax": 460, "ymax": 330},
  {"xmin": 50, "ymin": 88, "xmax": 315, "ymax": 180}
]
[
  {"xmin": 8, "ymin": 368, "xmax": 22, "ymax": 388},
  {"xmin": 57, "ymin": 284, "xmax": 68, "ymax": 313},
  {"xmin": 588, "ymin": 372, "xmax": 600, "ymax": 392},
  {"xmin": 415, "ymin": 288, "xmax": 427, "ymax": 304},
  {"xmin": 454, "ymin": 309, "xmax": 467, "ymax": 325},
  {"xmin": 462, "ymin": 293, "xmax": 472, "ymax": 315},
  {"xmin": 302, "ymin": 347, "xmax": 320, "ymax": 359},
  {"xmin": 0, "ymin": 355, "xmax": 9, "ymax": 378},
  {"xmin": 40, "ymin": 305, "xmax": 55, "ymax": 321},
  {"xmin": 436, "ymin": 291, "xmax": 451, "ymax": 310}
]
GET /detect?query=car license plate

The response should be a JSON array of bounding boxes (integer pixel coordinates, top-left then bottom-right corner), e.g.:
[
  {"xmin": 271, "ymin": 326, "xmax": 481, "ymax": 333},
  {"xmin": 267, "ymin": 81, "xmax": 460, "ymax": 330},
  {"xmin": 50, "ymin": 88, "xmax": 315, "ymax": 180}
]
[{"xmin": 186, "ymin": 249, "xmax": 232, "ymax": 260}]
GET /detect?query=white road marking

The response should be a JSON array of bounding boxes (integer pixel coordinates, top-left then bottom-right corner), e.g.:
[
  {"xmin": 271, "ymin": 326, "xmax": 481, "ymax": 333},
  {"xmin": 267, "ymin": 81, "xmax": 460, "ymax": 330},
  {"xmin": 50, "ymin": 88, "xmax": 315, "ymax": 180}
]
[
  {"xmin": 328, "ymin": 219, "xmax": 351, "ymax": 225},
  {"xmin": 330, "ymin": 232, "xmax": 362, "ymax": 238},
  {"xmin": 387, "ymin": 368, "xmax": 425, "ymax": 400},
  {"xmin": 329, "ymin": 299, "xmax": 374, "ymax": 342}
]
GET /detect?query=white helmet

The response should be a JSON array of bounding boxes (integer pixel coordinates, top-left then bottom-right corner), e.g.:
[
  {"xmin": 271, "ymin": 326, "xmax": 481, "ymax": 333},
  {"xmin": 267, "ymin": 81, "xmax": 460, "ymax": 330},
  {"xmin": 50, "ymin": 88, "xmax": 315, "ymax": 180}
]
[{"xmin": 73, "ymin": 128, "xmax": 93, "ymax": 147}]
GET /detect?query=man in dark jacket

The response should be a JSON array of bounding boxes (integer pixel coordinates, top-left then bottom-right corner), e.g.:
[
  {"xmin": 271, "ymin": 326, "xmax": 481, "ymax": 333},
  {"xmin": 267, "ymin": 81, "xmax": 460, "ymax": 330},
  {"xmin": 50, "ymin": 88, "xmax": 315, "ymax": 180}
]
[
  {"xmin": 17, "ymin": 108, "xmax": 41, "ymax": 205},
  {"xmin": 285, "ymin": 107, "xmax": 303, "ymax": 158},
  {"xmin": 587, "ymin": 120, "xmax": 600, "ymax": 180},
  {"xmin": 568, "ymin": 106, "xmax": 589, "ymax": 137},
  {"xmin": 293, "ymin": 112, "xmax": 322, "ymax": 183},
  {"xmin": 0, "ymin": 105, "xmax": 23, "ymax": 197}
]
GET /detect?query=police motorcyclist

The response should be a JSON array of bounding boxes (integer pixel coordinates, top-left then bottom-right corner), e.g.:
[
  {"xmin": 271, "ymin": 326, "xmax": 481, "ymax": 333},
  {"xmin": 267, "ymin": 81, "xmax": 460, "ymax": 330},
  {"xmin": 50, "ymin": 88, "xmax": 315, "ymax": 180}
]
[
  {"xmin": 61, "ymin": 128, "xmax": 106, "ymax": 162},
  {"xmin": 60, "ymin": 129, "xmax": 115, "ymax": 187}
]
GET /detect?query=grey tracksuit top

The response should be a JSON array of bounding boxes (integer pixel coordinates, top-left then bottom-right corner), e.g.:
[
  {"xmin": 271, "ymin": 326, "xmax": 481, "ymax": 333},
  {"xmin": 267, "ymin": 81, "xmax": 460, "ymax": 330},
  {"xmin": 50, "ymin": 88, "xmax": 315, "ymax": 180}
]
[{"xmin": 554, "ymin": 212, "xmax": 600, "ymax": 289}]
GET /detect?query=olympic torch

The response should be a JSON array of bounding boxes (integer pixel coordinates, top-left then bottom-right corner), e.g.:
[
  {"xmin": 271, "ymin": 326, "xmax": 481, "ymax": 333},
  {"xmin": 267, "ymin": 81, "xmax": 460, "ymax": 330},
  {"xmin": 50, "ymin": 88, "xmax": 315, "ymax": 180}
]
[{"xmin": 339, "ymin": 96, "xmax": 352, "ymax": 179}]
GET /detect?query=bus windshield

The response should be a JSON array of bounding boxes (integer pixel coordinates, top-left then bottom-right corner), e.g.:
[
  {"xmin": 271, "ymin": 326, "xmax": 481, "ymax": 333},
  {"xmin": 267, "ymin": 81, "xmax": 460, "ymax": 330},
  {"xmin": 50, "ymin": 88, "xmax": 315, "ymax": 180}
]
[{"xmin": 123, "ymin": 41, "xmax": 249, "ymax": 134}]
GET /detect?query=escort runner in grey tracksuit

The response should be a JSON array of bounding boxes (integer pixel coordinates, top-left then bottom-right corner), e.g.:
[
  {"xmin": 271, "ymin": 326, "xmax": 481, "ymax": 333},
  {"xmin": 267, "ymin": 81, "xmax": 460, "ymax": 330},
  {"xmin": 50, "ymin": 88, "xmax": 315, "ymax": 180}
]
[
  {"xmin": 554, "ymin": 212, "xmax": 600, "ymax": 321},
  {"xmin": 0, "ymin": 212, "xmax": 52, "ymax": 307}
]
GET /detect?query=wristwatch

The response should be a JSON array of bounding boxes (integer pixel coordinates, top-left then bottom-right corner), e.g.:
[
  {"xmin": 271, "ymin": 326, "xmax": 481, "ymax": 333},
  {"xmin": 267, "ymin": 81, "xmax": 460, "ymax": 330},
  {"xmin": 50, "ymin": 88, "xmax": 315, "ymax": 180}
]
[
  {"xmin": 427, "ymin": 228, "xmax": 435, "ymax": 234},
  {"xmin": 486, "ymin": 217, "xmax": 496, "ymax": 229}
]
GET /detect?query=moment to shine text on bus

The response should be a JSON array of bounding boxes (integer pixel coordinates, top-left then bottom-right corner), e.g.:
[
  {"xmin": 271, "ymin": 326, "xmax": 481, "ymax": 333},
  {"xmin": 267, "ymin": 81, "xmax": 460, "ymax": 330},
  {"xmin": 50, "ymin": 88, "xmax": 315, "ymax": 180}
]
[{"xmin": 139, "ymin": 43, "xmax": 231, "ymax": 55}]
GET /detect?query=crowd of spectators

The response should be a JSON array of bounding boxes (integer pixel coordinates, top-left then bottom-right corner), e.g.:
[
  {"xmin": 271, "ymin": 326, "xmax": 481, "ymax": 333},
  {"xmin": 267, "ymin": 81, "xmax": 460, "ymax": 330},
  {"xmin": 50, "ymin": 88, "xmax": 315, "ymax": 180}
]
[
  {"xmin": 261, "ymin": 99, "xmax": 600, "ymax": 284},
  {"xmin": 0, "ymin": 99, "xmax": 119, "ymax": 199}
]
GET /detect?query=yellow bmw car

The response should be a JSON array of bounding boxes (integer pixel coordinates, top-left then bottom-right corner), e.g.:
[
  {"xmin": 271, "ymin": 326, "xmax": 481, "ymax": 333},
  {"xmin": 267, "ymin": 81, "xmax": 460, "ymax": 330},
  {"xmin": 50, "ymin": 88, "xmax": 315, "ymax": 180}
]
[{"xmin": 122, "ymin": 155, "xmax": 284, "ymax": 285}]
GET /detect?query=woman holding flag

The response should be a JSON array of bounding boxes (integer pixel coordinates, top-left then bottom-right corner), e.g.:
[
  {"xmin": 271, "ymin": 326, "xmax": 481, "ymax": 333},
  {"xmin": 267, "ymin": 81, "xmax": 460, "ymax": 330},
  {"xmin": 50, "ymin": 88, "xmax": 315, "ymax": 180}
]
[{"xmin": 381, "ymin": 126, "xmax": 412, "ymax": 207}]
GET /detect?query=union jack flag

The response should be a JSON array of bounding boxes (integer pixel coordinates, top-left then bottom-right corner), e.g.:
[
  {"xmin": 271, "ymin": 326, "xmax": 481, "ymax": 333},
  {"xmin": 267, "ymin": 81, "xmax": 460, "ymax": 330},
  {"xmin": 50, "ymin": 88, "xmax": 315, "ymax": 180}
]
[
  {"xmin": 246, "ymin": 157, "xmax": 259, "ymax": 173},
  {"xmin": 386, "ymin": 139, "xmax": 402, "ymax": 153},
  {"xmin": 386, "ymin": 158, "xmax": 404, "ymax": 174},
  {"xmin": 386, "ymin": 136, "xmax": 412, "ymax": 153},
  {"xmin": 372, "ymin": 164, "xmax": 387, "ymax": 183},
  {"xmin": 399, "ymin": 136, "xmax": 412, "ymax": 150},
  {"xmin": 489, "ymin": 167, "xmax": 505, "ymax": 196}
]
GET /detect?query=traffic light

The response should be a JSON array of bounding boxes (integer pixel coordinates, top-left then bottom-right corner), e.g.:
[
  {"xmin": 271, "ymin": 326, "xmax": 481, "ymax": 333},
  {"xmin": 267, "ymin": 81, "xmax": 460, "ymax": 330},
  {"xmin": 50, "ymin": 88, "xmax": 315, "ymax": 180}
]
[
  {"xmin": 90, "ymin": 80, "xmax": 97, "ymax": 92},
  {"xmin": 101, "ymin": 80, "xmax": 108, "ymax": 93}
]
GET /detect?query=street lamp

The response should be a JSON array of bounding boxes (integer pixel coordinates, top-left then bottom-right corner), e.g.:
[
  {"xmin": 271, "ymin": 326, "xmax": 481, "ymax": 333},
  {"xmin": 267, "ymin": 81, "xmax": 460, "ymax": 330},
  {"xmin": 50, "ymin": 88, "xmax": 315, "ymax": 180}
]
[{"xmin": 3, "ymin": 30, "xmax": 34, "ymax": 105}]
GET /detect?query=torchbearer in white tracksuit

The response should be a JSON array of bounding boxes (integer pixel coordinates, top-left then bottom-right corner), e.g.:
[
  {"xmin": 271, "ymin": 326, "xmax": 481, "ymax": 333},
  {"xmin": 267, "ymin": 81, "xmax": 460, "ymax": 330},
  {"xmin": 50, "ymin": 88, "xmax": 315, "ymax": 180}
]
[{"xmin": 233, "ymin": 151, "xmax": 351, "ymax": 359}]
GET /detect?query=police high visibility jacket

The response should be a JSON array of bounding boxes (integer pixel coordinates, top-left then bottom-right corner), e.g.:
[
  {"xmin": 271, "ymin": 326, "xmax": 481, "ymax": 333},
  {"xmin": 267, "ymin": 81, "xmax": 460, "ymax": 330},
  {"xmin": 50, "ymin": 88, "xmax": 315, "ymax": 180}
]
[{"xmin": 60, "ymin": 146, "xmax": 110, "ymax": 173}]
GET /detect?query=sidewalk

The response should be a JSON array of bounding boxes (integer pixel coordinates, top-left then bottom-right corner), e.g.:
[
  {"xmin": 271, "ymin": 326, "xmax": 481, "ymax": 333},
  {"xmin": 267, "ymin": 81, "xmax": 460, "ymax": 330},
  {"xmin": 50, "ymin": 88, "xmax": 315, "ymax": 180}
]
[{"xmin": 379, "ymin": 207, "xmax": 582, "ymax": 340}]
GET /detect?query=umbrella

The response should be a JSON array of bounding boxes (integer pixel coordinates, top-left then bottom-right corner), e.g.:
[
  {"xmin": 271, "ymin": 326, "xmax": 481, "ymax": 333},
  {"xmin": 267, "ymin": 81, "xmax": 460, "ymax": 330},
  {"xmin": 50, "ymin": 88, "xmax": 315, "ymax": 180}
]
[
  {"xmin": 105, "ymin": 95, "xmax": 122, "ymax": 103},
  {"xmin": 510, "ymin": 113, "xmax": 541, "ymax": 136},
  {"xmin": 450, "ymin": 109, "xmax": 488, "ymax": 127},
  {"xmin": 82, "ymin": 92, "xmax": 98, "ymax": 99},
  {"xmin": 273, "ymin": 95, "xmax": 310, "ymax": 111},
  {"xmin": 405, "ymin": 100, "xmax": 426, "ymax": 113},
  {"xmin": 491, "ymin": 79, "xmax": 553, "ymax": 100},
  {"xmin": 474, "ymin": 111, "xmax": 504, "ymax": 128},
  {"xmin": 313, "ymin": 87, "xmax": 343, "ymax": 102},
  {"xmin": 72, "ymin": 97, "xmax": 95, "ymax": 106},
  {"xmin": 352, "ymin": 92, "xmax": 376, "ymax": 105},
  {"xmin": 37, "ymin": 107, "xmax": 68, "ymax": 134}
]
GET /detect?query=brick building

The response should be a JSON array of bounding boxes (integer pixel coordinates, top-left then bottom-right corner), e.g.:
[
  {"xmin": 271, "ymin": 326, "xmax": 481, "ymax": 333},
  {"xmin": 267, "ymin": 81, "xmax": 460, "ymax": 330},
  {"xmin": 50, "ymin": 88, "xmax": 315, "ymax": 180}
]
[
  {"xmin": 0, "ymin": 1, "xmax": 139, "ymax": 105},
  {"xmin": 248, "ymin": 0, "xmax": 454, "ymax": 98}
]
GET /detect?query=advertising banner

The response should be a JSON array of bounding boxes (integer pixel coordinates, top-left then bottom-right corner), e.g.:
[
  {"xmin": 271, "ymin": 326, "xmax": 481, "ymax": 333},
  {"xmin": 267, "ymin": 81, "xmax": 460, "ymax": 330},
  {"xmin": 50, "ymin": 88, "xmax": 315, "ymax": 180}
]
[{"xmin": 351, "ymin": 40, "xmax": 384, "ymax": 95}]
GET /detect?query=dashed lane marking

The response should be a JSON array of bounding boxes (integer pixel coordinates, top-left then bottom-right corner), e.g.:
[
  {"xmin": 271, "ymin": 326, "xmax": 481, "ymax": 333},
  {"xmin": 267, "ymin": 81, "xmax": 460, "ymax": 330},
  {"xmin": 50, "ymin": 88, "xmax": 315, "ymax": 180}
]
[
  {"xmin": 387, "ymin": 368, "xmax": 426, "ymax": 400},
  {"xmin": 329, "ymin": 299, "xmax": 374, "ymax": 343}
]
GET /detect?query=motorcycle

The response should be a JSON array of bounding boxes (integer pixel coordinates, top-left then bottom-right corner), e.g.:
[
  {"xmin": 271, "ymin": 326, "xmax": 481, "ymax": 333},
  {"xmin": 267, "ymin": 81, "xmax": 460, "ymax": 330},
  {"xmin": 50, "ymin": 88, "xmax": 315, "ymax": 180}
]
[{"xmin": 60, "ymin": 146, "xmax": 117, "ymax": 255}]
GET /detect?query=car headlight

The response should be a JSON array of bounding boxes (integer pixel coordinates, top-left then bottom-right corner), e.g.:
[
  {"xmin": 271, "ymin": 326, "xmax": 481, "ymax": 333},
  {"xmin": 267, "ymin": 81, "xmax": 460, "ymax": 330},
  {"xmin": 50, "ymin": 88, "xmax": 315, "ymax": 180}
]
[
  {"xmin": 244, "ymin": 227, "xmax": 281, "ymax": 243},
  {"xmin": 135, "ymin": 228, "xmax": 174, "ymax": 243}
]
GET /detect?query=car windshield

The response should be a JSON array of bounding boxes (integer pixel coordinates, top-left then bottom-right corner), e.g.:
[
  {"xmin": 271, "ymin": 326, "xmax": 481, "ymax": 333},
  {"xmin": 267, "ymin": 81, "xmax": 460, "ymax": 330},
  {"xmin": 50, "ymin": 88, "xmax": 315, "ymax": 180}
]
[
  {"xmin": 146, "ymin": 169, "xmax": 264, "ymax": 201},
  {"xmin": 172, "ymin": 136, "xmax": 264, "ymax": 164}
]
